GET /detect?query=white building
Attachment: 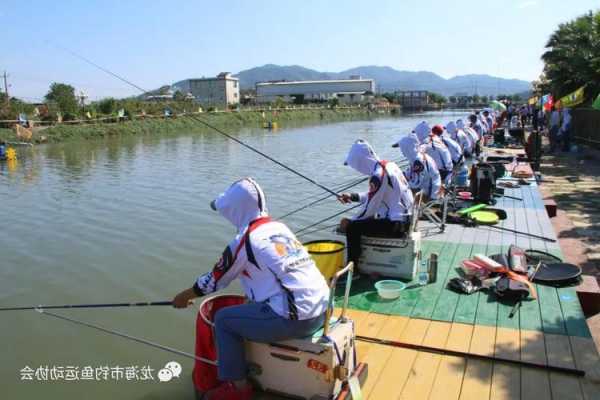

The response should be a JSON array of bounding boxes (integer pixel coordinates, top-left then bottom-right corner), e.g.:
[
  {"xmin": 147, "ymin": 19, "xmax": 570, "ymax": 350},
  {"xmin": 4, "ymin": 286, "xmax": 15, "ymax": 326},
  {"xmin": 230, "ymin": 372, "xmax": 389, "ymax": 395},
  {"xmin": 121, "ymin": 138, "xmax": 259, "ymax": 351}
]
[
  {"xmin": 255, "ymin": 77, "xmax": 375, "ymax": 104},
  {"xmin": 172, "ymin": 72, "xmax": 239, "ymax": 106}
]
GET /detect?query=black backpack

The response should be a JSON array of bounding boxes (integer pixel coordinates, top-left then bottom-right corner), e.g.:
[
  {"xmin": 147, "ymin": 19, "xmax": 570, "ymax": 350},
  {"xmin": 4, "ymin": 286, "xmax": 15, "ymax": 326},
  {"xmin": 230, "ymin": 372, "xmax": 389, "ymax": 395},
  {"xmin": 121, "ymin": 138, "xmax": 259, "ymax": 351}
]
[{"xmin": 470, "ymin": 163, "xmax": 496, "ymax": 204}]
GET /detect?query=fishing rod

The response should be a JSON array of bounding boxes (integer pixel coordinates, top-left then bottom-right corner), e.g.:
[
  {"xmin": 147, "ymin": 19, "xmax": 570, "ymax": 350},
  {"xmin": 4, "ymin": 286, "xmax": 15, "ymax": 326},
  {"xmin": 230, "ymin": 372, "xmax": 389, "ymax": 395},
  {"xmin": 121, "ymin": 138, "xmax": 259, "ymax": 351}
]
[
  {"xmin": 0, "ymin": 301, "xmax": 172, "ymax": 312},
  {"xmin": 37, "ymin": 309, "xmax": 217, "ymax": 365},
  {"xmin": 279, "ymin": 159, "xmax": 410, "ymax": 220},
  {"xmin": 355, "ymin": 335, "xmax": 585, "ymax": 377},
  {"xmin": 58, "ymin": 46, "xmax": 340, "ymax": 197},
  {"xmin": 294, "ymin": 203, "xmax": 362, "ymax": 235},
  {"xmin": 466, "ymin": 219, "xmax": 556, "ymax": 242}
]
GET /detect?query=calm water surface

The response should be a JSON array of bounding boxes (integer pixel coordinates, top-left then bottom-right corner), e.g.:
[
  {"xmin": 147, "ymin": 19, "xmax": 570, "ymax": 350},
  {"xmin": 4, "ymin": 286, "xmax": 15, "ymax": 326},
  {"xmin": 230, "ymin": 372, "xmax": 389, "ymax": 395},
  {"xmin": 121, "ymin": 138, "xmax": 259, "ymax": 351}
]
[{"xmin": 0, "ymin": 111, "xmax": 465, "ymax": 399}]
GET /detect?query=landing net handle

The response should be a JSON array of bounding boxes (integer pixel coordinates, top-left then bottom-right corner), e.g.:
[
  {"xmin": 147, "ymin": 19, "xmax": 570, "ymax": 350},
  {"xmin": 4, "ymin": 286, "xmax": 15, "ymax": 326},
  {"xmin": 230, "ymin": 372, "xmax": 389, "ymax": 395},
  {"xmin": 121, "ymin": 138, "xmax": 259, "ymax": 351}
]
[{"xmin": 323, "ymin": 262, "xmax": 354, "ymax": 337}]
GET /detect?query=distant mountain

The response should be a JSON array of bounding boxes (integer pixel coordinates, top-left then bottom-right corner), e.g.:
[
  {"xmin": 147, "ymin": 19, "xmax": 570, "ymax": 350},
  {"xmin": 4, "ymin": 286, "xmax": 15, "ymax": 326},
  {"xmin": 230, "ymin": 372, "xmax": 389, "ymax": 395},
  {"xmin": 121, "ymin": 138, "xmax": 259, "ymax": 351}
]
[
  {"xmin": 234, "ymin": 64, "xmax": 531, "ymax": 96},
  {"xmin": 236, "ymin": 64, "xmax": 333, "ymax": 88}
]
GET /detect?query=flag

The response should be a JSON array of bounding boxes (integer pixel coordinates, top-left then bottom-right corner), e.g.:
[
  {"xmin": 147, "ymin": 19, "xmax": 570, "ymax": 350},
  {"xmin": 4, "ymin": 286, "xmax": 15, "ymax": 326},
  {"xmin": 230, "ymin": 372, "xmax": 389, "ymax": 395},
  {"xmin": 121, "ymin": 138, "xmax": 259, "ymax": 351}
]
[
  {"xmin": 528, "ymin": 96, "xmax": 539, "ymax": 105},
  {"xmin": 559, "ymin": 86, "xmax": 585, "ymax": 108},
  {"xmin": 593, "ymin": 93, "xmax": 600, "ymax": 110},
  {"xmin": 542, "ymin": 94, "xmax": 554, "ymax": 111}
]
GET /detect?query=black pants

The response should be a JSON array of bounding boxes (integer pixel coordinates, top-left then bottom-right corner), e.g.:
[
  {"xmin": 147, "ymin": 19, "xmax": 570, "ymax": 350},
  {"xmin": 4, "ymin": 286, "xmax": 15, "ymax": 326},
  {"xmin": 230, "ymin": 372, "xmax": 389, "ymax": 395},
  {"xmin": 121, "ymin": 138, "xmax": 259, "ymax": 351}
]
[{"xmin": 346, "ymin": 218, "xmax": 408, "ymax": 266}]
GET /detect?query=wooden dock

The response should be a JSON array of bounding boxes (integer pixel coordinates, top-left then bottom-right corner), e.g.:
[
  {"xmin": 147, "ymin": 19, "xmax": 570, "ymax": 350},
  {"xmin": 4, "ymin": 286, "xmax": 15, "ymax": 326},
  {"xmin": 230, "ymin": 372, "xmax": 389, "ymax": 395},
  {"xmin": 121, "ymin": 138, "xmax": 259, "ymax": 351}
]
[{"xmin": 334, "ymin": 179, "xmax": 600, "ymax": 399}]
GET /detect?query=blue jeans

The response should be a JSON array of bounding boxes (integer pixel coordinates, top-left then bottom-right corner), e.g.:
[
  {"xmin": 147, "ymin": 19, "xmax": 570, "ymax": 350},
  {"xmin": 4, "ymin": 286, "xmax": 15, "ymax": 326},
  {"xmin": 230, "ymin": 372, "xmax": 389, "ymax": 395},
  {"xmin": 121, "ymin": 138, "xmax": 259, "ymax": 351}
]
[{"xmin": 214, "ymin": 302, "xmax": 326, "ymax": 381}]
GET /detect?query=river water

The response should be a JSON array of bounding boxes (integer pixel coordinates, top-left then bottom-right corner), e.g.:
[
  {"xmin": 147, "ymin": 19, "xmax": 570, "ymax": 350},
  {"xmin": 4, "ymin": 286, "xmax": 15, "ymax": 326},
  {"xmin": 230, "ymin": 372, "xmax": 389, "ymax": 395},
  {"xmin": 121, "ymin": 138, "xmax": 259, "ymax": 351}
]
[{"xmin": 0, "ymin": 111, "xmax": 465, "ymax": 399}]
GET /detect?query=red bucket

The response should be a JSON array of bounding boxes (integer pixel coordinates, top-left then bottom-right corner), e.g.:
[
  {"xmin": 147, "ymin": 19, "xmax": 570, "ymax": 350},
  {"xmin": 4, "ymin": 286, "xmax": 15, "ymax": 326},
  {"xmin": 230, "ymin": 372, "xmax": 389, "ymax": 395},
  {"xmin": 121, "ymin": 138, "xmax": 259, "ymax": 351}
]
[{"xmin": 192, "ymin": 294, "xmax": 246, "ymax": 392}]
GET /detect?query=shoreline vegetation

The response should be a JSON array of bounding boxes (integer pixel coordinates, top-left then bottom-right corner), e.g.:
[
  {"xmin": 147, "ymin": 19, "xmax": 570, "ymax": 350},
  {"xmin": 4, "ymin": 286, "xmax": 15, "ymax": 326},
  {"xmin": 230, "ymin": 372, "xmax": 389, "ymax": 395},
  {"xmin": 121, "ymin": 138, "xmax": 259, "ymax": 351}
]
[{"xmin": 0, "ymin": 107, "xmax": 389, "ymax": 144}]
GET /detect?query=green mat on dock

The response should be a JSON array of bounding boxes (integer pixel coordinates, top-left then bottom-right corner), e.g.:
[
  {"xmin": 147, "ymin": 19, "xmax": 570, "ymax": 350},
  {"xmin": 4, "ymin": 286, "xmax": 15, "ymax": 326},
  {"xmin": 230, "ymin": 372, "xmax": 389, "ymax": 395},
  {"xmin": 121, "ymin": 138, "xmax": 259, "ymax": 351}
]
[{"xmin": 334, "ymin": 241, "xmax": 591, "ymax": 338}]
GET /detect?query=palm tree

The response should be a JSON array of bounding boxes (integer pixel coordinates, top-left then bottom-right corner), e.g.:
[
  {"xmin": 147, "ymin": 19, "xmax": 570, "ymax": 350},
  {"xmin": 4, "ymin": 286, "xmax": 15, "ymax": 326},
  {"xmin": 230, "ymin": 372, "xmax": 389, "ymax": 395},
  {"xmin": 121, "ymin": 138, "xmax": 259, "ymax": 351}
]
[{"xmin": 541, "ymin": 10, "xmax": 600, "ymax": 101}]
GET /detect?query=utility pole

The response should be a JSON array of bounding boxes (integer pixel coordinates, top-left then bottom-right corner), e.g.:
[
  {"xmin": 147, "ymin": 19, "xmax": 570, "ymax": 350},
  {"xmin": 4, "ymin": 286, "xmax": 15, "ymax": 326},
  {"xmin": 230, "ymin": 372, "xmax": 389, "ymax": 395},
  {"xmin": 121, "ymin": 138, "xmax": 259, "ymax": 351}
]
[{"xmin": 2, "ymin": 71, "xmax": 9, "ymax": 110}]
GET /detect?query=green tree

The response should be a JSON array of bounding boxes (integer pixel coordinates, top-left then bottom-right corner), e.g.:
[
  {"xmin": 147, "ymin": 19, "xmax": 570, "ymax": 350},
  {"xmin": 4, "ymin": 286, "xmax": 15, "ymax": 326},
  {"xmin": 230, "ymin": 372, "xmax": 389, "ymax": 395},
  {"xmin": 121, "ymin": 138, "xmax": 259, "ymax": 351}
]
[
  {"xmin": 45, "ymin": 82, "xmax": 79, "ymax": 115},
  {"xmin": 429, "ymin": 92, "xmax": 447, "ymax": 104},
  {"xmin": 541, "ymin": 10, "xmax": 600, "ymax": 100},
  {"xmin": 481, "ymin": 95, "xmax": 489, "ymax": 103},
  {"xmin": 173, "ymin": 91, "xmax": 186, "ymax": 102},
  {"xmin": 97, "ymin": 98, "xmax": 117, "ymax": 115},
  {"xmin": 448, "ymin": 96, "xmax": 457, "ymax": 104},
  {"xmin": 381, "ymin": 92, "xmax": 397, "ymax": 103},
  {"xmin": 328, "ymin": 97, "xmax": 340, "ymax": 108},
  {"xmin": 472, "ymin": 94, "xmax": 481, "ymax": 104}
]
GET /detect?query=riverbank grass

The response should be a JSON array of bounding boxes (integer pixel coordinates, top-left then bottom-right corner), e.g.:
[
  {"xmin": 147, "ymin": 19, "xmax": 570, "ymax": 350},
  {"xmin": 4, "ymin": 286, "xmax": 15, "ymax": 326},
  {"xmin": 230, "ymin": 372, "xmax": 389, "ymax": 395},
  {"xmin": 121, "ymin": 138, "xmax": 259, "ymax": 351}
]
[{"xmin": 0, "ymin": 108, "xmax": 376, "ymax": 144}]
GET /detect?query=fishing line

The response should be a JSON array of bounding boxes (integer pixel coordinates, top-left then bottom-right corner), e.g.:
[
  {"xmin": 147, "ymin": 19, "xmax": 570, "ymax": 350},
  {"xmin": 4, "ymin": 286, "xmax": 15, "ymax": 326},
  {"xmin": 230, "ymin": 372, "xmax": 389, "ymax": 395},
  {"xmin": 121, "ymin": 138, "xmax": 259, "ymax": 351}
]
[
  {"xmin": 56, "ymin": 45, "xmax": 340, "ymax": 197},
  {"xmin": 294, "ymin": 203, "xmax": 362, "ymax": 235},
  {"xmin": 277, "ymin": 177, "xmax": 368, "ymax": 220},
  {"xmin": 37, "ymin": 308, "xmax": 217, "ymax": 365},
  {"xmin": 296, "ymin": 223, "xmax": 340, "ymax": 238}
]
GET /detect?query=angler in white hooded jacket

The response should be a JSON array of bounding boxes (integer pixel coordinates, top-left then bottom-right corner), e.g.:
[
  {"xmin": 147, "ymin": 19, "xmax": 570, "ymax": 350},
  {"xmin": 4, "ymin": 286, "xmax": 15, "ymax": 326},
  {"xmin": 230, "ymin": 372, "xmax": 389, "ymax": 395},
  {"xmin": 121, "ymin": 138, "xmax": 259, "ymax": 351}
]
[
  {"xmin": 393, "ymin": 134, "xmax": 442, "ymax": 201},
  {"xmin": 172, "ymin": 178, "xmax": 329, "ymax": 400},
  {"xmin": 338, "ymin": 140, "xmax": 414, "ymax": 266},
  {"xmin": 447, "ymin": 121, "xmax": 471, "ymax": 158},
  {"xmin": 413, "ymin": 121, "xmax": 453, "ymax": 181}
]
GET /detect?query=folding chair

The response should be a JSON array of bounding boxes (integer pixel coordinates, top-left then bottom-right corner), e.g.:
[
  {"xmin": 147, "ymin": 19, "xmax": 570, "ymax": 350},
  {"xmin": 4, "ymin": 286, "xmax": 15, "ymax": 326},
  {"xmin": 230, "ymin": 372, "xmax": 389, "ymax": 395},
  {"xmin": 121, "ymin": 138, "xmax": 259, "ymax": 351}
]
[{"xmin": 419, "ymin": 188, "xmax": 449, "ymax": 233}]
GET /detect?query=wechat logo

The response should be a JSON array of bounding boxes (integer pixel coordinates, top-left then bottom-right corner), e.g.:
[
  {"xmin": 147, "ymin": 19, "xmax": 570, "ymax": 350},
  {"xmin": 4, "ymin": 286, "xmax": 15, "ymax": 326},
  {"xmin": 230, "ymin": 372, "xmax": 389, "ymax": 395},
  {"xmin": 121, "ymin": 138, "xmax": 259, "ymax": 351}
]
[{"xmin": 158, "ymin": 361, "xmax": 182, "ymax": 382}]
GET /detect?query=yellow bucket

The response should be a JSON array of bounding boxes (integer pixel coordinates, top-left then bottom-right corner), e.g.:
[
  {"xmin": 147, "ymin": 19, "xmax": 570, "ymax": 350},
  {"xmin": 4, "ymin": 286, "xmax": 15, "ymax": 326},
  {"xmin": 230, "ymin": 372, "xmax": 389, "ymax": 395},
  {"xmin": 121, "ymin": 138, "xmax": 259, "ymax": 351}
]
[{"xmin": 304, "ymin": 240, "xmax": 345, "ymax": 281}]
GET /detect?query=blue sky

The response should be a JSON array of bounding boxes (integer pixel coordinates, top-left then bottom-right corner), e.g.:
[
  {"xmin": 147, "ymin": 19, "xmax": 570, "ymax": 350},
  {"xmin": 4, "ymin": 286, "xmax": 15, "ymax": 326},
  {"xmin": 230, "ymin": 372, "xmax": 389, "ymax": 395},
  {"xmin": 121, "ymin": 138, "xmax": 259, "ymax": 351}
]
[{"xmin": 2, "ymin": 0, "xmax": 598, "ymax": 100}]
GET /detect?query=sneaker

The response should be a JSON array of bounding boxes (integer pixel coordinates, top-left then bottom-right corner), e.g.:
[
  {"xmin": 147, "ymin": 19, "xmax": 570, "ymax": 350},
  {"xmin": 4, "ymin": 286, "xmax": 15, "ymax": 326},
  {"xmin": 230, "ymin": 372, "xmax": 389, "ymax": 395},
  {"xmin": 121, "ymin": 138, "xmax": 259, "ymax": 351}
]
[{"xmin": 205, "ymin": 381, "xmax": 253, "ymax": 400}]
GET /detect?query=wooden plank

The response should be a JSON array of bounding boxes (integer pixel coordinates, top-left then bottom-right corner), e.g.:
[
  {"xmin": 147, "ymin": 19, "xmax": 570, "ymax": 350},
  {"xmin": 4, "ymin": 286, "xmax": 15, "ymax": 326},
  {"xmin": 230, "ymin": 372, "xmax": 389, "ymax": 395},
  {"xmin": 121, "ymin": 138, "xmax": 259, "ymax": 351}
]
[
  {"xmin": 518, "ymin": 295, "xmax": 543, "ymax": 332},
  {"xmin": 494, "ymin": 327, "xmax": 521, "ymax": 362},
  {"xmin": 366, "ymin": 347, "xmax": 418, "ymax": 400},
  {"xmin": 445, "ymin": 322, "xmax": 474, "ymax": 353},
  {"xmin": 459, "ymin": 358, "xmax": 493, "ymax": 400},
  {"xmin": 396, "ymin": 320, "xmax": 454, "ymax": 399},
  {"xmin": 428, "ymin": 355, "xmax": 466, "ymax": 400},
  {"xmin": 345, "ymin": 309, "xmax": 374, "ymax": 360},
  {"xmin": 579, "ymin": 378, "xmax": 600, "ymax": 400},
  {"xmin": 545, "ymin": 333, "xmax": 576, "ymax": 369},
  {"xmin": 490, "ymin": 362, "xmax": 521, "ymax": 400},
  {"xmin": 360, "ymin": 343, "xmax": 395, "ymax": 399},
  {"xmin": 360, "ymin": 312, "xmax": 390, "ymax": 338},
  {"xmin": 520, "ymin": 330, "xmax": 547, "ymax": 365},
  {"xmin": 366, "ymin": 315, "xmax": 433, "ymax": 400},
  {"xmin": 558, "ymin": 287, "xmax": 592, "ymax": 338},
  {"xmin": 537, "ymin": 285, "xmax": 567, "ymax": 335},
  {"xmin": 521, "ymin": 367, "xmax": 552, "ymax": 400},
  {"xmin": 469, "ymin": 325, "xmax": 496, "ymax": 357},
  {"xmin": 549, "ymin": 372, "xmax": 584, "ymax": 400},
  {"xmin": 398, "ymin": 318, "xmax": 431, "ymax": 345},
  {"xmin": 431, "ymin": 242, "xmax": 475, "ymax": 322},
  {"xmin": 404, "ymin": 239, "xmax": 448, "ymax": 317},
  {"xmin": 423, "ymin": 320, "xmax": 452, "ymax": 348},
  {"xmin": 569, "ymin": 336, "xmax": 600, "ymax": 382},
  {"xmin": 377, "ymin": 315, "xmax": 410, "ymax": 342},
  {"xmin": 410, "ymin": 239, "xmax": 459, "ymax": 319},
  {"xmin": 399, "ymin": 351, "xmax": 441, "ymax": 400}
]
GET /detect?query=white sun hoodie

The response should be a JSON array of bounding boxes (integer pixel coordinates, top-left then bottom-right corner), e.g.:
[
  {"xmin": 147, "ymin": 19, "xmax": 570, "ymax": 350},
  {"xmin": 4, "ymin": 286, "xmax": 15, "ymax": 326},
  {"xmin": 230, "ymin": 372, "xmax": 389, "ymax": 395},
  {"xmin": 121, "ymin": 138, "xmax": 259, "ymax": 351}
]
[
  {"xmin": 344, "ymin": 140, "xmax": 413, "ymax": 222},
  {"xmin": 445, "ymin": 121, "xmax": 470, "ymax": 159},
  {"xmin": 395, "ymin": 135, "xmax": 442, "ymax": 200},
  {"xmin": 420, "ymin": 135, "xmax": 453, "ymax": 173},
  {"xmin": 194, "ymin": 178, "xmax": 329, "ymax": 320}
]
